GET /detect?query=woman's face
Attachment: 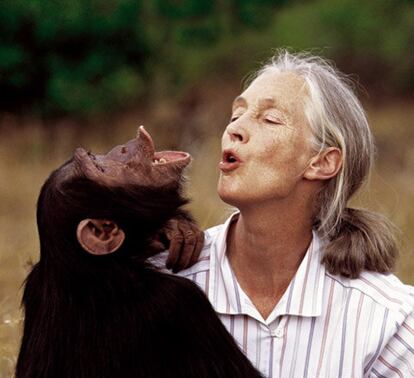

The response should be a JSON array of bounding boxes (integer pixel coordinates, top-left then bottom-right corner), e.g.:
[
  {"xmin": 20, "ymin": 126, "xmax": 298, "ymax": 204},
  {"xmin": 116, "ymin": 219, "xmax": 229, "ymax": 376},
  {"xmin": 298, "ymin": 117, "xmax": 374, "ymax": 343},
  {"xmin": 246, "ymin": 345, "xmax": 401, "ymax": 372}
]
[{"xmin": 217, "ymin": 71, "xmax": 316, "ymax": 207}]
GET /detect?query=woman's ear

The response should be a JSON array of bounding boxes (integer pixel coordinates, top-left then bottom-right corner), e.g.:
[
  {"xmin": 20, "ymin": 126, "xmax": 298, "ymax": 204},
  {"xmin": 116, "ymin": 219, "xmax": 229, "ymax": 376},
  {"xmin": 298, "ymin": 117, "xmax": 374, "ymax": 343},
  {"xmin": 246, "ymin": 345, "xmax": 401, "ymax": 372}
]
[
  {"xmin": 76, "ymin": 219, "xmax": 125, "ymax": 255},
  {"xmin": 304, "ymin": 147, "xmax": 342, "ymax": 181}
]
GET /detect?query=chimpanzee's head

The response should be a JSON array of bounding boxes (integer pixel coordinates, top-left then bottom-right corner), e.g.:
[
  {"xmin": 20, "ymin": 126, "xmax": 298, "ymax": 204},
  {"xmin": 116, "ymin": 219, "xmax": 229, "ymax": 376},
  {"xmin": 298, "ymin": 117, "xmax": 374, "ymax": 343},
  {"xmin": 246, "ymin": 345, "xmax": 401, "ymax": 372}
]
[{"xmin": 37, "ymin": 126, "xmax": 190, "ymax": 266}]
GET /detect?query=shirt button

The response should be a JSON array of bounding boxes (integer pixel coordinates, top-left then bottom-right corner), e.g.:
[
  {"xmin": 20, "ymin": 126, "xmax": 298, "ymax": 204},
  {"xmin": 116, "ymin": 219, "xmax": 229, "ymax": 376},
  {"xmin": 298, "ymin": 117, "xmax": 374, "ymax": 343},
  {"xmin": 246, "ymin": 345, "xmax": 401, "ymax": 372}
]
[{"xmin": 270, "ymin": 327, "xmax": 283, "ymax": 338}]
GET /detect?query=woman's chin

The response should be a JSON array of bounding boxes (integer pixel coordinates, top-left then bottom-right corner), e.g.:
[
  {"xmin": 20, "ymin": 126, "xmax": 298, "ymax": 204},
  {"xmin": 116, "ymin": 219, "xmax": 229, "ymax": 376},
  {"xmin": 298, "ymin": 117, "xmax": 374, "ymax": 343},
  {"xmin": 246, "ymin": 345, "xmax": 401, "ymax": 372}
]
[
  {"xmin": 217, "ymin": 186, "xmax": 248, "ymax": 208},
  {"xmin": 217, "ymin": 177, "xmax": 263, "ymax": 207}
]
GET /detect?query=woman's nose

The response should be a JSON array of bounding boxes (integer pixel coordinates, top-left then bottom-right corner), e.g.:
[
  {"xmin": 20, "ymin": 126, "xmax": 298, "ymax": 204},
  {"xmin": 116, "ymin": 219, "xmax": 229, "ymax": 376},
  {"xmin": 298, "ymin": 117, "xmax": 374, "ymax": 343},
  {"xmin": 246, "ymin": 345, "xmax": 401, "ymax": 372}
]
[{"xmin": 225, "ymin": 121, "xmax": 249, "ymax": 143}]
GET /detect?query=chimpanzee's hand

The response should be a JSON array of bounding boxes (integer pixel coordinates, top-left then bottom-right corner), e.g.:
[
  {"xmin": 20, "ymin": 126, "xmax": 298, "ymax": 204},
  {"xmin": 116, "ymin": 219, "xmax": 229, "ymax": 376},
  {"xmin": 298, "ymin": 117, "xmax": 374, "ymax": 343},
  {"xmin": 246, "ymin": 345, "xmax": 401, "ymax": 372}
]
[{"xmin": 148, "ymin": 216, "xmax": 204, "ymax": 273}]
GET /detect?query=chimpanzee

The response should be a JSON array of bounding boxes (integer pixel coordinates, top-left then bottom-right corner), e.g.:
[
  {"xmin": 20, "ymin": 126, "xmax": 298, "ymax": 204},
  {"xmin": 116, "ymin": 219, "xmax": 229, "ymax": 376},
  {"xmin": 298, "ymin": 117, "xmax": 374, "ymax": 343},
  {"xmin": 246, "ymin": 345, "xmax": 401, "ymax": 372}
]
[{"xmin": 16, "ymin": 126, "xmax": 262, "ymax": 378}]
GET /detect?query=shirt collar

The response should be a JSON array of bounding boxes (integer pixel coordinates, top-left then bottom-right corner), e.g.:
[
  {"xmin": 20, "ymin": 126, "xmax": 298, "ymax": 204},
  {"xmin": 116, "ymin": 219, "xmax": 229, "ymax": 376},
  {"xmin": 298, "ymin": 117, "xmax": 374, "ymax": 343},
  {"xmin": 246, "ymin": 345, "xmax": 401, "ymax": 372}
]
[
  {"xmin": 207, "ymin": 212, "xmax": 326, "ymax": 322},
  {"xmin": 207, "ymin": 213, "xmax": 242, "ymax": 315},
  {"xmin": 269, "ymin": 231, "xmax": 325, "ymax": 319}
]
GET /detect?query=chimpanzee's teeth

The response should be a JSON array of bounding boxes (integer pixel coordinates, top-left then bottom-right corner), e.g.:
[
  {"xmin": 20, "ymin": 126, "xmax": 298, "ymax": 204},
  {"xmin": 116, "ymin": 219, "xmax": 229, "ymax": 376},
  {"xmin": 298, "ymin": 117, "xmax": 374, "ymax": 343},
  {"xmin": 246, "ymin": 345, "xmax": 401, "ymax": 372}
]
[{"xmin": 153, "ymin": 157, "xmax": 167, "ymax": 164}]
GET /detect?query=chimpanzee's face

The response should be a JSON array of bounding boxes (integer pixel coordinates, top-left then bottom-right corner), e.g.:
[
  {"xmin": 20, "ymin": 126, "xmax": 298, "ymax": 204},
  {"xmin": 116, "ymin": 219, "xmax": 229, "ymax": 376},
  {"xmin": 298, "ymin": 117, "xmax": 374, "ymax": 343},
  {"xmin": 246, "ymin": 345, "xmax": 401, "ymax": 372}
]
[{"xmin": 73, "ymin": 126, "xmax": 191, "ymax": 188}]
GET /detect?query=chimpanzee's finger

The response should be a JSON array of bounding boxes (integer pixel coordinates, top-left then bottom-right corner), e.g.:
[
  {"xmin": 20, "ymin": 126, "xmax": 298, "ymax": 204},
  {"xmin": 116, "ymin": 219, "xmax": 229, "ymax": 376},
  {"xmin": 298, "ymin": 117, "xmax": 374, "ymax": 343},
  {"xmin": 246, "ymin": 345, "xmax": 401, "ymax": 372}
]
[
  {"xmin": 172, "ymin": 222, "xmax": 196, "ymax": 272},
  {"xmin": 148, "ymin": 239, "xmax": 166, "ymax": 254},
  {"xmin": 187, "ymin": 230, "xmax": 204, "ymax": 268},
  {"xmin": 165, "ymin": 220, "xmax": 182, "ymax": 270}
]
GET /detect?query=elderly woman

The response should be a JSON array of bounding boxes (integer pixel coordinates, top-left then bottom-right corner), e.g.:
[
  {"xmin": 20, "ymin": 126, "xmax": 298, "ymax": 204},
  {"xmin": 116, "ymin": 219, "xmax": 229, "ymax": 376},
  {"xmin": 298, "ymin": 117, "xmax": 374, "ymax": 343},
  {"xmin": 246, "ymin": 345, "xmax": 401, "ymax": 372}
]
[{"xmin": 161, "ymin": 51, "xmax": 414, "ymax": 378}]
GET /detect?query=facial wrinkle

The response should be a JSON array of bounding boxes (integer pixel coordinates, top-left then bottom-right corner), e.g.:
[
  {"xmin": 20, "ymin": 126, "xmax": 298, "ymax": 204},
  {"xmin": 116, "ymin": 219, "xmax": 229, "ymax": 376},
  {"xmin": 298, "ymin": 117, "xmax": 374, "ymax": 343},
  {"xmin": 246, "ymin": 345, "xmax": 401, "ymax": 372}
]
[{"xmin": 218, "ymin": 71, "xmax": 317, "ymax": 207}]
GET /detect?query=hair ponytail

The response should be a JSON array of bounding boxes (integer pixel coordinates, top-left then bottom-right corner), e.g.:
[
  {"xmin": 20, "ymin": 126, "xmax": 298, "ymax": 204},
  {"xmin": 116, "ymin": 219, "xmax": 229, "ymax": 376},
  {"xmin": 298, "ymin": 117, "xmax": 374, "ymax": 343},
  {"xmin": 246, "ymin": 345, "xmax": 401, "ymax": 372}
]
[{"xmin": 321, "ymin": 208, "xmax": 398, "ymax": 278}]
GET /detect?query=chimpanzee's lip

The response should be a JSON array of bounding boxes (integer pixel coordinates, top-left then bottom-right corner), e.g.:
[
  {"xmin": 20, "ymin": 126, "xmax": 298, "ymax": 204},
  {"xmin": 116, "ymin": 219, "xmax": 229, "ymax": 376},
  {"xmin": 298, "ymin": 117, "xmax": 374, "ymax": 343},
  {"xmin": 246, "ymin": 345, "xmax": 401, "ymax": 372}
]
[
  {"xmin": 138, "ymin": 126, "xmax": 191, "ymax": 168},
  {"xmin": 137, "ymin": 126, "xmax": 155, "ymax": 157}
]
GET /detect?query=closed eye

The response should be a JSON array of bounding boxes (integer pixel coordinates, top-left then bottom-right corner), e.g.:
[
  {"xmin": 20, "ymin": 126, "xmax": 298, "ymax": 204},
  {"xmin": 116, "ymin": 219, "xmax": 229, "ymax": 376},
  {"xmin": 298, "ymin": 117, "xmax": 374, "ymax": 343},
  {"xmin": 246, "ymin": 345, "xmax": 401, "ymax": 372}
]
[
  {"xmin": 263, "ymin": 111, "xmax": 285, "ymax": 125},
  {"xmin": 264, "ymin": 117, "xmax": 283, "ymax": 125}
]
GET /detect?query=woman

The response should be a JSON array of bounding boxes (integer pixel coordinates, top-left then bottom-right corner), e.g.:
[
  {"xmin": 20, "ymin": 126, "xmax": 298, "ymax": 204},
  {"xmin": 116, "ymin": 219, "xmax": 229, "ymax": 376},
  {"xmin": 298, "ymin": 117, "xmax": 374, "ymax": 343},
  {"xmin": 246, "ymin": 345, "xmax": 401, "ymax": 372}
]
[{"xmin": 165, "ymin": 51, "xmax": 414, "ymax": 377}]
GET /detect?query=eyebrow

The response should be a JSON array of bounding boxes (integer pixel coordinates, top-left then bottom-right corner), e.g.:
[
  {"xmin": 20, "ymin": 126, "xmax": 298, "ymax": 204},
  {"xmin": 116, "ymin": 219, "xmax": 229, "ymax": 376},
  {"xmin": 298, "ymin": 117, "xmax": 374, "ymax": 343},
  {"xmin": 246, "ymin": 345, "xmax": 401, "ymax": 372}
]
[
  {"xmin": 258, "ymin": 97, "xmax": 292, "ymax": 117},
  {"xmin": 259, "ymin": 97, "xmax": 276, "ymax": 108},
  {"xmin": 232, "ymin": 96, "xmax": 282, "ymax": 111},
  {"xmin": 232, "ymin": 96, "xmax": 247, "ymax": 110}
]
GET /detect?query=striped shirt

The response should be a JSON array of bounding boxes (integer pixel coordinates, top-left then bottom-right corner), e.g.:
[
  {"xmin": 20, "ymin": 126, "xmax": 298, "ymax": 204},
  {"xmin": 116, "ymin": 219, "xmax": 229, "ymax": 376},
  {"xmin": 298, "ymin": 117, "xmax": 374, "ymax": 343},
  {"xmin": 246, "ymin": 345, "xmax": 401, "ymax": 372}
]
[{"xmin": 155, "ymin": 214, "xmax": 414, "ymax": 377}]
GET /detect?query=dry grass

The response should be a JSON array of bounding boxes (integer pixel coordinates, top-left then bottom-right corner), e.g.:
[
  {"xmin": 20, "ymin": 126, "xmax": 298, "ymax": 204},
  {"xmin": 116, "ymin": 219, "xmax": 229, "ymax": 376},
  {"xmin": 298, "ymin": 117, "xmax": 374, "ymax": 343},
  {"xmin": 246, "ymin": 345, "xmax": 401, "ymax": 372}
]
[{"xmin": 0, "ymin": 100, "xmax": 413, "ymax": 376}]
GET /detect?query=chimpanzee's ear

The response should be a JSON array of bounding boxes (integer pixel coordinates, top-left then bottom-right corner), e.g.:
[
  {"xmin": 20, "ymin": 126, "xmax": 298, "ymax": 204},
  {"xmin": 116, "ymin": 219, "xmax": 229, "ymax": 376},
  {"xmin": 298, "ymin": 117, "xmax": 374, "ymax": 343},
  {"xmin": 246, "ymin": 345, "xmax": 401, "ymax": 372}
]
[{"xmin": 76, "ymin": 219, "xmax": 125, "ymax": 255}]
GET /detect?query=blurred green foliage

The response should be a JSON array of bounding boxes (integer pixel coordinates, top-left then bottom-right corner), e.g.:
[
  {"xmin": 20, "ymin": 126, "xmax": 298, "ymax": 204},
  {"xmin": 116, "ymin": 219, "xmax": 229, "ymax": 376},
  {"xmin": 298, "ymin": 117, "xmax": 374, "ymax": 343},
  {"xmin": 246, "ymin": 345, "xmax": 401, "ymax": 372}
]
[{"xmin": 0, "ymin": 0, "xmax": 412, "ymax": 116}]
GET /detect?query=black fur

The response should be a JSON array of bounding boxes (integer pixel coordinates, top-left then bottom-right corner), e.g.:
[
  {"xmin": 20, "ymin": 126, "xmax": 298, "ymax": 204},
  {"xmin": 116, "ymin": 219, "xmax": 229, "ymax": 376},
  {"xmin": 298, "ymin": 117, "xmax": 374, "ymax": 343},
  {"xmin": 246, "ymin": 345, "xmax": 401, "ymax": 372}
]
[{"xmin": 16, "ymin": 159, "xmax": 262, "ymax": 378}]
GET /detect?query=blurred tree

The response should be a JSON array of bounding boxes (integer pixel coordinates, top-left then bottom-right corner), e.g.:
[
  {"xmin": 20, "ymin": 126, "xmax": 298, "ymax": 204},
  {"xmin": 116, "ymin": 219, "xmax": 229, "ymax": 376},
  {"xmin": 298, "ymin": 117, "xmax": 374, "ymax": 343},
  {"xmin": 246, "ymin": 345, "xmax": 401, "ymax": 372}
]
[
  {"xmin": 268, "ymin": 0, "xmax": 414, "ymax": 96},
  {"xmin": 0, "ymin": 0, "xmax": 150, "ymax": 115},
  {"xmin": 0, "ymin": 0, "xmax": 413, "ymax": 118}
]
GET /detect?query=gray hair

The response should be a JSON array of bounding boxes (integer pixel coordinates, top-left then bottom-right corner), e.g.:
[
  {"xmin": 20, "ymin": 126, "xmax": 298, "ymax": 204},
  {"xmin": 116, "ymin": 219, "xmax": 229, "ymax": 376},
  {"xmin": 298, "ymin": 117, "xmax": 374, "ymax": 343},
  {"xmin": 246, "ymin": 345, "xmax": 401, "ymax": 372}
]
[{"xmin": 252, "ymin": 51, "xmax": 397, "ymax": 278}]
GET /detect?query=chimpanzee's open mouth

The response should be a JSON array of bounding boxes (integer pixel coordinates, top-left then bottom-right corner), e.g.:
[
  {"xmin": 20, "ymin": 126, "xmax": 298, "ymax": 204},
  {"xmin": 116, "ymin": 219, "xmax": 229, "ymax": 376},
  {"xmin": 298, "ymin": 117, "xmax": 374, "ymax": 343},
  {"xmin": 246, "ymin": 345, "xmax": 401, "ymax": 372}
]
[
  {"xmin": 152, "ymin": 151, "xmax": 190, "ymax": 165},
  {"xmin": 138, "ymin": 127, "xmax": 190, "ymax": 167},
  {"xmin": 76, "ymin": 126, "xmax": 191, "ymax": 173}
]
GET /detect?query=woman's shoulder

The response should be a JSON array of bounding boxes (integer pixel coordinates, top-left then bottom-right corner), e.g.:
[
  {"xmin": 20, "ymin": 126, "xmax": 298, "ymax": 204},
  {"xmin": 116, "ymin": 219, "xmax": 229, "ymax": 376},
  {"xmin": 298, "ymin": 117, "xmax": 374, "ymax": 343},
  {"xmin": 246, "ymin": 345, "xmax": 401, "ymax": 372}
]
[{"xmin": 327, "ymin": 269, "xmax": 414, "ymax": 321}]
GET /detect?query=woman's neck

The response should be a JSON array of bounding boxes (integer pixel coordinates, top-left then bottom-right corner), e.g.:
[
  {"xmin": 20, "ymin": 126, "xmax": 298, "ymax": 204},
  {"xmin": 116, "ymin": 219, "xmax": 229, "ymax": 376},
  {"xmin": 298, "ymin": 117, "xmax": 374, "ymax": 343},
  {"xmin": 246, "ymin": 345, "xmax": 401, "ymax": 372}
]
[{"xmin": 226, "ymin": 198, "xmax": 314, "ymax": 319}]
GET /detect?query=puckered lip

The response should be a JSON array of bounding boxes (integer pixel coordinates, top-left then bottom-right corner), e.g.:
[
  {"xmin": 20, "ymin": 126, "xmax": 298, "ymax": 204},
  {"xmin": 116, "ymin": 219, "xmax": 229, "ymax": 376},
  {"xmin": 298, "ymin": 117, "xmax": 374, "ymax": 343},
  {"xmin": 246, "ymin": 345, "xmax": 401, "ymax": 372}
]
[{"xmin": 219, "ymin": 148, "xmax": 242, "ymax": 172}]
